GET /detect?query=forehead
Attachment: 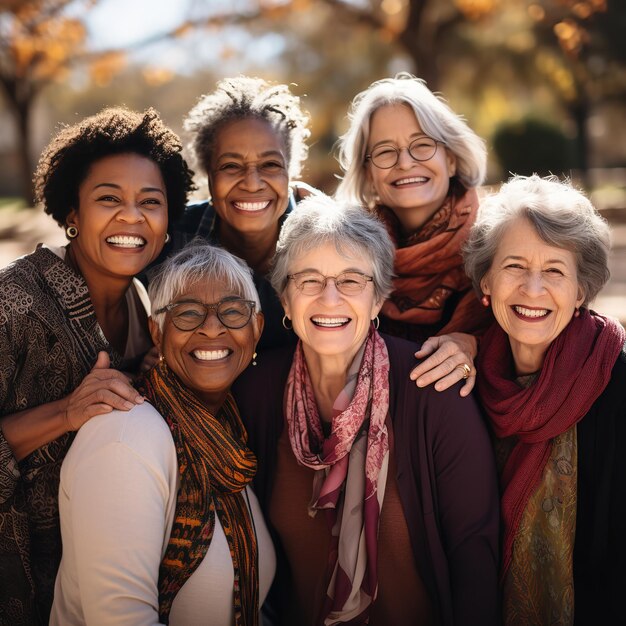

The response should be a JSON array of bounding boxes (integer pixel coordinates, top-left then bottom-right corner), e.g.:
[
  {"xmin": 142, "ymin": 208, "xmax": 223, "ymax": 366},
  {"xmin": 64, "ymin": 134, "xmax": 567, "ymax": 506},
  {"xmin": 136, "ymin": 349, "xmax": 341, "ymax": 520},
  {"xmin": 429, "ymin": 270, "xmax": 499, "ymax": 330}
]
[
  {"xmin": 213, "ymin": 117, "xmax": 287, "ymax": 157},
  {"xmin": 368, "ymin": 103, "xmax": 422, "ymax": 140},
  {"xmin": 81, "ymin": 153, "xmax": 164, "ymax": 187},
  {"xmin": 290, "ymin": 241, "xmax": 374, "ymax": 274},
  {"xmin": 174, "ymin": 278, "xmax": 243, "ymax": 303}
]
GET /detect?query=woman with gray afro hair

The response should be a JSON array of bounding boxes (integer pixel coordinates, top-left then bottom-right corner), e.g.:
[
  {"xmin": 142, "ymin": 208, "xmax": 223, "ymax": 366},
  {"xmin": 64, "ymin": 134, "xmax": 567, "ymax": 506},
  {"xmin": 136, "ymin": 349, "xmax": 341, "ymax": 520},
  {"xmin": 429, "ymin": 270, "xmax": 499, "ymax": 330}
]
[
  {"xmin": 334, "ymin": 73, "xmax": 492, "ymax": 398},
  {"xmin": 152, "ymin": 76, "xmax": 318, "ymax": 353}
]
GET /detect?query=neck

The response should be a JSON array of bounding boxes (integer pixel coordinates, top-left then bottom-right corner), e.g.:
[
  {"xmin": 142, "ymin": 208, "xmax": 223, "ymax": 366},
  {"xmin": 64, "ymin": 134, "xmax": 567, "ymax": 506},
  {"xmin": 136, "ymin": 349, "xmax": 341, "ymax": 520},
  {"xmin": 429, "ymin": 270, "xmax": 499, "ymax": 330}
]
[
  {"xmin": 302, "ymin": 344, "xmax": 362, "ymax": 423},
  {"xmin": 218, "ymin": 220, "xmax": 280, "ymax": 273},
  {"xmin": 509, "ymin": 338, "xmax": 547, "ymax": 376}
]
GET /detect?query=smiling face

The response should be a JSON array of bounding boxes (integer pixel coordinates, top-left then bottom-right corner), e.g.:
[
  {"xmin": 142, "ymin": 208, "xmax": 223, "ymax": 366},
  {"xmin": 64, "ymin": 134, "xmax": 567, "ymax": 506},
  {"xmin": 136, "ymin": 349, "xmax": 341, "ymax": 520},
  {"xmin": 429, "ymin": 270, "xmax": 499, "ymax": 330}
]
[
  {"xmin": 207, "ymin": 117, "xmax": 290, "ymax": 238},
  {"xmin": 150, "ymin": 279, "xmax": 263, "ymax": 412},
  {"xmin": 282, "ymin": 242, "xmax": 382, "ymax": 366},
  {"xmin": 67, "ymin": 152, "xmax": 168, "ymax": 280},
  {"xmin": 481, "ymin": 217, "xmax": 585, "ymax": 374},
  {"xmin": 366, "ymin": 103, "xmax": 456, "ymax": 233}
]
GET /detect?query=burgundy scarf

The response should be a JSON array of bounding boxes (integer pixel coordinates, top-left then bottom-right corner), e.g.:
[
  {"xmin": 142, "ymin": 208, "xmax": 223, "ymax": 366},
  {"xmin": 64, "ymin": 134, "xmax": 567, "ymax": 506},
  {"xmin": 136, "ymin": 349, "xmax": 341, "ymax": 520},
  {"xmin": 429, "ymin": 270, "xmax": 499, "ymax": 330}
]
[
  {"xmin": 284, "ymin": 327, "xmax": 390, "ymax": 625},
  {"xmin": 477, "ymin": 309, "xmax": 625, "ymax": 578},
  {"xmin": 377, "ymin": 187, "xmax": 489, "ymax": 335}
]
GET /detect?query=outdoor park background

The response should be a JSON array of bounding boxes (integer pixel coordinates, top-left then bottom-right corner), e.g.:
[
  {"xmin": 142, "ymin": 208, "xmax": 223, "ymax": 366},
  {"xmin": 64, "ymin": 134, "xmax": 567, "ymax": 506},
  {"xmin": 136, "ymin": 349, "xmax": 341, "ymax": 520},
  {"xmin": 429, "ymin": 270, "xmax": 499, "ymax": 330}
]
[{"xmin": 0, "ymin": 0, "xmax": 624, "ymax": 322}]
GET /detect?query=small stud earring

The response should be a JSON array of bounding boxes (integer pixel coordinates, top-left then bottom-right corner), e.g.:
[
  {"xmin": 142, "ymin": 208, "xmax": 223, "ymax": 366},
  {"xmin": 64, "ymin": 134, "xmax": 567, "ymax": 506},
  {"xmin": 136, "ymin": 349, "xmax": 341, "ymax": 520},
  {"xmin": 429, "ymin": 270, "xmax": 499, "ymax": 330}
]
[
  {"xmin": 481, "ymin": 295, "xmax": 490, "ymax": 307},
  {"xmin": 574, "ymin": 308, "xmax": 580, "ymax": 318},
  {"xmin": 252, "ymin": 351, "xmax": 257, "ymax": 366}
]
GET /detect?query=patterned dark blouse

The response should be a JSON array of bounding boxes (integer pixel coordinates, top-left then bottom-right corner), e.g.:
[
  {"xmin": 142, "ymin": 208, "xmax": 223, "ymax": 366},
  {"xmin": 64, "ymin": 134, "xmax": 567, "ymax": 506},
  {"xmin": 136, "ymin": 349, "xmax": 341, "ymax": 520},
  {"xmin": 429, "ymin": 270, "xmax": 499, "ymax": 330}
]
[{"xmin": 0, "ymin": 246, "xmax": 145, "ymax": 626}]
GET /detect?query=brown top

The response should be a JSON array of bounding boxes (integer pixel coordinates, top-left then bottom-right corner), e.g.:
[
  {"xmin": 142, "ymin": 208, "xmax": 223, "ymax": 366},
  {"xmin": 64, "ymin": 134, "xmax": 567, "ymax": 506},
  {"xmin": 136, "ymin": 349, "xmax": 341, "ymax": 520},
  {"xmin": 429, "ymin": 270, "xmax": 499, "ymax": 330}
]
[{"xmin": 269, "ymin": 420, "xmax": 437, "ymax": 625}]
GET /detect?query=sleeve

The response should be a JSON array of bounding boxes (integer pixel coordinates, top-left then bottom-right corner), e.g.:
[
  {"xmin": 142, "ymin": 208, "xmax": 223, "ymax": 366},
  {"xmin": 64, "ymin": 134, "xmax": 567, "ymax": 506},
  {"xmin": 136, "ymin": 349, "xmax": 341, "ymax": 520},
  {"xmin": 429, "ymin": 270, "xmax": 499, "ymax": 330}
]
[
  {"xmin": 63, "ymin": 434, "xmax": 177, "ymax": 626},
  {"xmin": 428, "ymin": 388, "xmax": 501, "ymax": 625}
]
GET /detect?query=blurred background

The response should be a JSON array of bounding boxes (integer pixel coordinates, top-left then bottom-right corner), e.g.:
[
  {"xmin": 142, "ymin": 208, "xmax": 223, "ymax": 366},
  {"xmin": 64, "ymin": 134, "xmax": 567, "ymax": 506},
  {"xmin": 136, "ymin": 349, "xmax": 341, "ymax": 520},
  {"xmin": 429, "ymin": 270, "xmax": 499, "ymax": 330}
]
[{"xmin": 0, "ymin": 0, "xmax": 624, "ymax": 319}]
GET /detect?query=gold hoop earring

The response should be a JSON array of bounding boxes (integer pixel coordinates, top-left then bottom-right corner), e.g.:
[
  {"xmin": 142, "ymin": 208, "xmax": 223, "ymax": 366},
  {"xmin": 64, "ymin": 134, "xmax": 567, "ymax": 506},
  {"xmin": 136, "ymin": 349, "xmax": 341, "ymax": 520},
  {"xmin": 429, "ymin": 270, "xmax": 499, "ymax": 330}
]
[
  {"xmin": 282, "ymin": 315, "xmax": 292, "ymax": 330},
  {"xmin": 252, "ymin": 351, "xmax": 257, "ymax": 366},
  {"xmin": 372, "ymin": 316, "xmax": 380, "ymax": 330},
  {"xmin": 66, "ymin": 225, "xmax": 78, "ymax": 239}
]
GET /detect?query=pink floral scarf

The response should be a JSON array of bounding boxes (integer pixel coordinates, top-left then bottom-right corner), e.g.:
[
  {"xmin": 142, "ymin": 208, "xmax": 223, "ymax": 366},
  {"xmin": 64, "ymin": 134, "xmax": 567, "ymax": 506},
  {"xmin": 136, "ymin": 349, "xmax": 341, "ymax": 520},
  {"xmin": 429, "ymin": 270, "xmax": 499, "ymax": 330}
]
[{"xmin": 284, "ymin": 327, "xmax": 390, "ymax": 625}]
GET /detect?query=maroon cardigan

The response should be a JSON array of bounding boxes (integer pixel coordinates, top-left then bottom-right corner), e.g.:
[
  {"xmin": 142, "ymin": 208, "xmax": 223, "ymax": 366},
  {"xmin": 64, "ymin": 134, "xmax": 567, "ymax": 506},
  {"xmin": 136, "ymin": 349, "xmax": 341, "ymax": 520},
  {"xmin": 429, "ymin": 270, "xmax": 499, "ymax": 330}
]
[{"xmin": 233, "ymin": 333, "xmax": 500, "ymax": 625}]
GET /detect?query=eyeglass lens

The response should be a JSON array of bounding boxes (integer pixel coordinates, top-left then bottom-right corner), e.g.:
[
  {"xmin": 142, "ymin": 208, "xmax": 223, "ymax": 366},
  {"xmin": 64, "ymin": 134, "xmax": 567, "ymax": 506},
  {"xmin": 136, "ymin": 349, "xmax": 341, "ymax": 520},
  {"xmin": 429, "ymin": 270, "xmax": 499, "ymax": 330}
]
[
  {"xmin": 369, "ymin": 136, "xmax": 437, "ymax": 168},
  {"xmin": 291, "ymin": 272, "xmax": 371, "ymax": 295},
  {"xmin": 169, "ymin": 299, "xmax": 253, "ymax": 330}
]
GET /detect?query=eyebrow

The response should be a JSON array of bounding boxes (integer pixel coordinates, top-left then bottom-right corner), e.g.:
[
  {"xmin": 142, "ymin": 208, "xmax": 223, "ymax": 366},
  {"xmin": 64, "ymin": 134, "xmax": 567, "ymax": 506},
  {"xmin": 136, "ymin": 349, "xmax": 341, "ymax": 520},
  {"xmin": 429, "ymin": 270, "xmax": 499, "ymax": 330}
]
[
  {"xmin": 293, "ymin": 267, "xmax": 368, "ymax": 274},
  {"xmin": 501, "ymin": 255, "xmax": 568, "ymax": 265},
  {"xmin": 92, "ymin": 183, "xmax": 165, "ymax": 195},
  {"xmin": 216, "ymin": 150, "xmax": 285, "ymax": 160},
  {"xmin": 369, "ymin": 132, "xmax": 429, "ymax": 151}
]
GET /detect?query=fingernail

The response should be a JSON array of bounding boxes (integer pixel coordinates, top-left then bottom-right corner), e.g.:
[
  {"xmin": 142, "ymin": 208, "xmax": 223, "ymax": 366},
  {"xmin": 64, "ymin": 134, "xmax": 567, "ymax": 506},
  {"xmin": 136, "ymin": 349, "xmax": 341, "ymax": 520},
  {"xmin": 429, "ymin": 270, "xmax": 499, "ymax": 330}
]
[
  {"xmin": 135, "ymin": 395, "xmax": 145, "ymax": 403},
  {"xmin": 124, "ymin": 401, "xmax": 134, "ymax": 410}
]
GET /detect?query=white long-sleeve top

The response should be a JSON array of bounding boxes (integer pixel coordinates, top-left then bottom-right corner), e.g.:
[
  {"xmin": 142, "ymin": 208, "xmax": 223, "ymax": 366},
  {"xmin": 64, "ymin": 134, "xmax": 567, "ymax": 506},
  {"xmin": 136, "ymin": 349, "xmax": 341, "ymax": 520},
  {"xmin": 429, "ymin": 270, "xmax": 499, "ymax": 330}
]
[{"xmin": 50, "ymin": 402, "xmax": 276, "ymax": 626}]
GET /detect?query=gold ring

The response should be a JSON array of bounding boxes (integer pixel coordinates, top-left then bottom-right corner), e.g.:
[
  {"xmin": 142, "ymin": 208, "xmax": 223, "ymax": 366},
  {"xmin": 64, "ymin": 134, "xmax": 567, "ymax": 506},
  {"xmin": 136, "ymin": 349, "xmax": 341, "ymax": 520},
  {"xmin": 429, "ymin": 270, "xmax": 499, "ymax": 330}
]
[{"xmin": 456, "ymin": 363, "xmax": 471, "ymax": 379}]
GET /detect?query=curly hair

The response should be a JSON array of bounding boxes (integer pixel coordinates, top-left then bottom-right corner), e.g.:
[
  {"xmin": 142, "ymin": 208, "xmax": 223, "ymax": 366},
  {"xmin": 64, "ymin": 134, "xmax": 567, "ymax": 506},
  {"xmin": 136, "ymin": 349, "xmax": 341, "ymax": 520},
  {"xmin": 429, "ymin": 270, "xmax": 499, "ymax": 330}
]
[
  {"xmin": 183, "ymin": 76, "xmax": 310, "ymax": 181},
  {"xmin": 34, "ymin": 107, "xmax": 196, "ymax": 227}
]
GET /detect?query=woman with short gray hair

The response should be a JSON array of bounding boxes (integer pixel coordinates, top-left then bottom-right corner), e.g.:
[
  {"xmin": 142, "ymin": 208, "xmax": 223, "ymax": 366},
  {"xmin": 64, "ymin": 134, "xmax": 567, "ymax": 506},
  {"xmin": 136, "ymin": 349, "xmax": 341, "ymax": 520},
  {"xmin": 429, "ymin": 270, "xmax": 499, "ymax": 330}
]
[
  {"xmin": 465, "ymin": 174, "xmax": 626, "ymax": 625},
  {"xmin": 335, "ymin": 73, "xmax": 491, "ymax": 398},
  {"xmin": 234, "ymin": 192, "xmax": 500, "ymax": 625}
]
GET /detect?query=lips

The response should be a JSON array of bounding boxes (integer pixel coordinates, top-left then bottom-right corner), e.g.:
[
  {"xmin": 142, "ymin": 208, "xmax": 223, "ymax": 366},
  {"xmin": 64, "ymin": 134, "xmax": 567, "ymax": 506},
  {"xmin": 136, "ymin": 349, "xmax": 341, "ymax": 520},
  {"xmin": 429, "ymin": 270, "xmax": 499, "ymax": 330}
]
[
  {"xmin": 393, "ymin": 176, "xmax": 428, "ymax": 186},
  {"xmin": 105, "ymin": 235, "xmax": 146, "ymax": 248},
  {"xmin": 233, "ymin": 201, "xmax": 271, "ymax": 212},
  {"xmin": 513, "ymin": 305, "xmax": 550, "ymax": 319},
  {"xmin": 192, "ymin": 348, "xmax": 232, "ymax": 361},
  {"xmin": 311, "ymin": 316, "xmax": 351, "ymax": 328}
]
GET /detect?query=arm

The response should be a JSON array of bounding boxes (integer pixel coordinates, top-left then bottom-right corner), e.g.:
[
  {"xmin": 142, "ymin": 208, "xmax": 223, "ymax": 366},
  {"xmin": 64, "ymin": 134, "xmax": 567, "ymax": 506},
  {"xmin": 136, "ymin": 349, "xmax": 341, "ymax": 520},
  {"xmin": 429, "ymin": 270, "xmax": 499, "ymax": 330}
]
[
  {"xmin": 0, "ymin": 351, "xmax": 144, "ymax": 464},
  {"xmin": 61, "ymin": 413, "xmax": 177, "ymax": 626},
  {"xmin": 410, "ymin": 332, "xmax": 478, "ymax": 396},
  {"xmin": 429, "ymin": 390, "xmax": 500, "ymax": 625}
]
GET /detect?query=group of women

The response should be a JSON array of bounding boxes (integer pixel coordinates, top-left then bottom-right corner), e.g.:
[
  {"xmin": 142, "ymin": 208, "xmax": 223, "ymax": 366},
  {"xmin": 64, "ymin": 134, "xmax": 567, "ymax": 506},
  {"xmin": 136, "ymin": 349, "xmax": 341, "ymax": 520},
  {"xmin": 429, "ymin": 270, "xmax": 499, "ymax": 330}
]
[{"xmin": 0, "ymin": 72, "xmax": 623, "ymax": 626}]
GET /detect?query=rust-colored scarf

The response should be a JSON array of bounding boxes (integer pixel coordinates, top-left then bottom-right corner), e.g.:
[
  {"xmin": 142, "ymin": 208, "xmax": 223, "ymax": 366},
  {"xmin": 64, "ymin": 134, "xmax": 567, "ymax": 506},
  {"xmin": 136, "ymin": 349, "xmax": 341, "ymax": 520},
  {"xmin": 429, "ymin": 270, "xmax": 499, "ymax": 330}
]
[
  {"xmin": 378, "ymin": 187, "xmax": 489, "ymax": 336},
  {"xmin": 136, "ymin": 361, "xmax": 259, "ymax": 625},
  {"xmin": 477, "ymin": 309, "xmax": 626, "ymax": 579}
]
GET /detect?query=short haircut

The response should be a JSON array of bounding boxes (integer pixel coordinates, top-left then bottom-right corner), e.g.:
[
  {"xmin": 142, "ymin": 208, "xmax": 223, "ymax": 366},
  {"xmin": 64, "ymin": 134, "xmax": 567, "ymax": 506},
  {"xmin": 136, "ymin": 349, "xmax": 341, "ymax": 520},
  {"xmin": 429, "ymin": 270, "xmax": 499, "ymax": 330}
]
[
  {"xmin": 335, "ymin": 72, "xmax": 487, "ymax": 207},
  {"xmin": 184, "ymin": 76, "xmax": 310, "ymax": 180},
  {"xmin": 149, "ymin": 241, "xmax": 261, "ymax": 332},
  {"xmin": 270, "ymin": 193, "xmax": 395, "ymax": 301},
  {"xmin": 34, "ymin": 107, "xmax": 195, "ymax": 227},
  {"xmin": 463, "ymin": 174, "xmax": 611, "ymax": 306}
]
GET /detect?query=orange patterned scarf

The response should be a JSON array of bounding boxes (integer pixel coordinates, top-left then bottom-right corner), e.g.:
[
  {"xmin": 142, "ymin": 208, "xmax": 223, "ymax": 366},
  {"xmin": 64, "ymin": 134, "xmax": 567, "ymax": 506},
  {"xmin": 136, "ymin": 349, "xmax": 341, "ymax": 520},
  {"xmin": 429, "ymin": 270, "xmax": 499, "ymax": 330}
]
[
  {"xmin": 136, "ymin": 361, "xmax": 259, "ymax": 625},
  {"xmin": 378, "ymin": 187, "xmax": 489, "ymax": 335}
]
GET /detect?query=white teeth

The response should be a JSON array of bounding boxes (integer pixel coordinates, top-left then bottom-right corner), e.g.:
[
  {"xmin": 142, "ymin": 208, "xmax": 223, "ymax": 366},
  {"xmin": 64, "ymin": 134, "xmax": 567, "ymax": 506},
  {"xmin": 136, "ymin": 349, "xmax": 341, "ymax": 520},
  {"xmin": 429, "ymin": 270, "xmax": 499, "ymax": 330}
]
[
  {"xmin": 234, "ymin": 201, "xmax": 270, "ymax": 212},
  {"xmin": 514, "ymin": 306, "xmax": 549, "ymax": 318},
  {"xmin": 394, "ymin": 177, "xmax": 427, "ymax": 186},
  {"xmin": 311, "ymin": 317, "xmax": 349, "ymax": 327},
  {"xmin": 193, "ymin": 349, "xmax": 230, "ymax": 361},
  {"xmin": 106, "ymin": 235, "xmax": 145, "ymax": 247}
]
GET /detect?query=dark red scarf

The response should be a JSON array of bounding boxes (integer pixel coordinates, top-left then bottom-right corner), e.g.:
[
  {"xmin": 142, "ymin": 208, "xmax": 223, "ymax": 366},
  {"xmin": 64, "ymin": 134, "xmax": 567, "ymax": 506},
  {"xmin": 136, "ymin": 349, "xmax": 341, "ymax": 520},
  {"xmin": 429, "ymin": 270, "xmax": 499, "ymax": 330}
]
[{"xmin": 477, "ymin": 308, "xmax": 625, "ymax": 578}]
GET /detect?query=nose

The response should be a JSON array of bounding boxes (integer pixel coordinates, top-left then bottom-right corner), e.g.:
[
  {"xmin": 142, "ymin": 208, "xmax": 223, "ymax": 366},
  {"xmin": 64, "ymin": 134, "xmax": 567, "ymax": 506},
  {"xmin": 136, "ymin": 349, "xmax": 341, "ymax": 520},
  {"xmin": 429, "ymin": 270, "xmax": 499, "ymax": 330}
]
[
  {"xmin": 396, "ymin": 147, "xmax": 415, "ymax": 170},
  {"xmin": 239, "ymin": 165, "xmax": 265, "ymax": 192},
  {"xmin": 117, "ymin": 201, "xmax": 146, "ymax": 223},
  {"xmin": 520, "ymin": 270, "xmax": 546, "ymax": 296},
  {"xmin": 318, "ymin": 278, "xmax": 343, "ymax": 304},
  {"xmin": 196, "ymin": 310, "xmax": 225, "ymax": 336}
]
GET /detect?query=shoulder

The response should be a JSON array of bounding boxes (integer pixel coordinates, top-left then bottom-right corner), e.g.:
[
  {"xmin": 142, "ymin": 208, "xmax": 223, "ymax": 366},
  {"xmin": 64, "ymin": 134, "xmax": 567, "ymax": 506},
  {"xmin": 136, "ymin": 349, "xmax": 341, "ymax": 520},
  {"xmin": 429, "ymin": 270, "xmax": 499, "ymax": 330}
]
[
  {"xmin": 64, "ymin": 402, "xmax": 174, "ymax": 473},
  {"xmin": 174, "ymin": 200, "xmax": 212, "ymax": 229}
]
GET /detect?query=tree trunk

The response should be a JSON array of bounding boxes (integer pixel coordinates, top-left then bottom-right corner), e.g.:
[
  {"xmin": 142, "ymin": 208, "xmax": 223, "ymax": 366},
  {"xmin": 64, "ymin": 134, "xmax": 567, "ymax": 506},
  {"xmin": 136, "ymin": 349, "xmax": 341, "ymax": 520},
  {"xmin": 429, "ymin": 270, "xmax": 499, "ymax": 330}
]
[
  {"xmin": 15, "ymin": 98, "xmax": 35, "ymax": 205},
  {"xmin": 569, "ymin": 97, "xmax": 591, "ymax": 189}
]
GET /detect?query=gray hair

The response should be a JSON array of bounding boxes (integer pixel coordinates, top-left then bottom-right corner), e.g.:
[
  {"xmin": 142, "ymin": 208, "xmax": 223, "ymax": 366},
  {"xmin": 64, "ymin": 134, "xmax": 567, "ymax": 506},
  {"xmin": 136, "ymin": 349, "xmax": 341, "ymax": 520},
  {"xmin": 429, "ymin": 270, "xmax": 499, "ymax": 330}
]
[
  {"xmin": 270, "ymin": 193, "xmax": 395, "ymax": 301},
  {"xmin": 149, "ymin": 241, "xmax": 261, "ymax": 332},
  {"xmin": 335, "ymin": 72, "xmax": 487, "ymax": 208},
  {"xmin": 183, "ymin": 76, "xmax": 310, "ymax": 181},
  {"xmin": 463, "ymin": 174, "xmax": 611, "ymax": 306}
]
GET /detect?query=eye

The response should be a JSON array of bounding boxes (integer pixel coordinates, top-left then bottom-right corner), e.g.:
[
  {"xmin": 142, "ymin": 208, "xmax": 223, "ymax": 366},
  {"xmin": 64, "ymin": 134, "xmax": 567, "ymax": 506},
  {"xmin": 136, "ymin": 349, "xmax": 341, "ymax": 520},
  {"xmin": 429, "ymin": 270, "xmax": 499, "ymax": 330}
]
[
  {"xmin": 141, "ymin": 197, "xmax": 164, "ymax": 207},
  {"xmin": 219, "ymin": 162, "xmax": 244, "ymax": 173},
  {"xmin": 504, "ymin": 263, "xmax": 525, "ymax": 271},
  {"xmin": 97, "ymin": 195, "xmax": 119, "ymax": 203},
  {"xmin": 173, "ymin": 306, "xmax": 204, "ymax": 319},
  {"xmin": 545, "ymin": 267, "xmax": 564, "ymax": 276},
  {"xmin": 373, "ymin": 147, "xmax": 397, "ymax": 157},
  {"xmin": 260, "ymin": 160, "xmax": 285, "ymax": 172}
]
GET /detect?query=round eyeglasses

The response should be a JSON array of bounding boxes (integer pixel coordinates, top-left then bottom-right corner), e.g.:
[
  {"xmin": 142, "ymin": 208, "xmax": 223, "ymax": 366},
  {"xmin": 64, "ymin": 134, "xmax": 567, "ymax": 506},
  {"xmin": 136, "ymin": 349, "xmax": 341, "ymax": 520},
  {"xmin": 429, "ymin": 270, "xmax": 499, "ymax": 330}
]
[
  {"xmin": 156, "ymin": 298, "xmax": 256, "ymax": 331},
  {"xmin": 287, "ymin": 271, "xmax": 373, "ymax": 296},
  {"xmin": 365, "ymin": 135, "xmax": 442, "ymax": 169}
]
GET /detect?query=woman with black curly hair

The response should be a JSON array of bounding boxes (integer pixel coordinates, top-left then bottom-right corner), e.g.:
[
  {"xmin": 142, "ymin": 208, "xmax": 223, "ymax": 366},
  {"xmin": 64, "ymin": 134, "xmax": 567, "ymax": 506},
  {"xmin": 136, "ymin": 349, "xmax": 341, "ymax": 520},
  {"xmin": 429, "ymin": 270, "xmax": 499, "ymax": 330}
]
[
  {"xmin": 155, "ymin": 76, "xmax": 315, "ymax": 352},
  {"xmin": 0, "ymin": 106, "xmax": 195, "ymax": 626}
]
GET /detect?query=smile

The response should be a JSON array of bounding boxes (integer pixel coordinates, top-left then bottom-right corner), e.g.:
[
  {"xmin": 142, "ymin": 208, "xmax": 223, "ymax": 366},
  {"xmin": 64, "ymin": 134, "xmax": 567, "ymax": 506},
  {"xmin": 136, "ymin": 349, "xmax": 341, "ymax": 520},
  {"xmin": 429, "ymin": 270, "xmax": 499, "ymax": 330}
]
[
  {"xmin": 513, "ymin": 305, "xmax": 550, "ymax": 319},
  {"xmin": 311, "ymin": 316, "xmax": 350, "ymax": 328},
  {"xmin": 233, "ymin": 201, "xmax": 271, "ymax": 212},
  {"xmin": 393, "ymin": 176, "xmax": 428, "ymax": 186},
  {"xmin": 192, "ymin": 349, "xmax": 231, "ymax": 361},
  {"xmin": 106, "ymin": 235, "xmax": 146, "ymax": 248}
]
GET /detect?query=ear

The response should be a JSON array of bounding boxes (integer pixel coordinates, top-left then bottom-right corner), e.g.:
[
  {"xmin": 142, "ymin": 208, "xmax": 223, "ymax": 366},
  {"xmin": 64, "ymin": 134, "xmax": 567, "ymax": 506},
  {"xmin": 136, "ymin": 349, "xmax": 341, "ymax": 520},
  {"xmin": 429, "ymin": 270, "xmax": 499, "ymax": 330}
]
[
  {"xmin": 576, "ymin": 285, "xmax": 585, "ymax": 309},
  {"xmin": 446, "ymin": 149, "xmax": 457, "ymax": 178},
  {"xmin": 66, "ymin": 208, "xmax": 78, "ymax": 228},
  {"xmin": 148, "ymin": 317, "xmax": 163, "ymax": 354},
  {"xmin": 280, "ymin": 295, "xmax": 291, "ymax": 321},
  {"xmin": 252, "ymin": 311, "xmax": 265, "ymax": 347},
  {"xmin": 480, "ymin": 274, "xmax": 491, "ymax": 296}
]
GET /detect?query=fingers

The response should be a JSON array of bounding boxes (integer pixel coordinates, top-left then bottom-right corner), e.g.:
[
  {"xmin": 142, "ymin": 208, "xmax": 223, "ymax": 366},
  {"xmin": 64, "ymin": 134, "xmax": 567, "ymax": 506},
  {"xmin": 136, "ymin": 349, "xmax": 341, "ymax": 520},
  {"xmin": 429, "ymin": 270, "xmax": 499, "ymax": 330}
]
[
  {"xmin": 410, "ymin": 343, "xmax": 476, "ymax": 396},
  {"xmin": 414, "ymin": 336, "xmax": 440, "ymax": 358},
  {"xmin": 138, "ymin": 346, "xmax": 160, "ymax": 373},
  {"xmin": 92, "ymin": 351, "xmax": 111, "ymax": 370}
]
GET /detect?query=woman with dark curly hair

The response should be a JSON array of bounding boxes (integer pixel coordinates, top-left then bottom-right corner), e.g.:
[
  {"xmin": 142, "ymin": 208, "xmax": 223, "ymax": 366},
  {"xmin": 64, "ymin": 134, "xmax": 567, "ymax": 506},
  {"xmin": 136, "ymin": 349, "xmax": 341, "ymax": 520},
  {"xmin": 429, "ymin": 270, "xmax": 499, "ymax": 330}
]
[
  {"xmin": 0, "ymin": 106, "xmax": 195, "ymax": 626},
  {"xmin": 154, "ymin": 76, "xmax": 315, "ymax": 351}
]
